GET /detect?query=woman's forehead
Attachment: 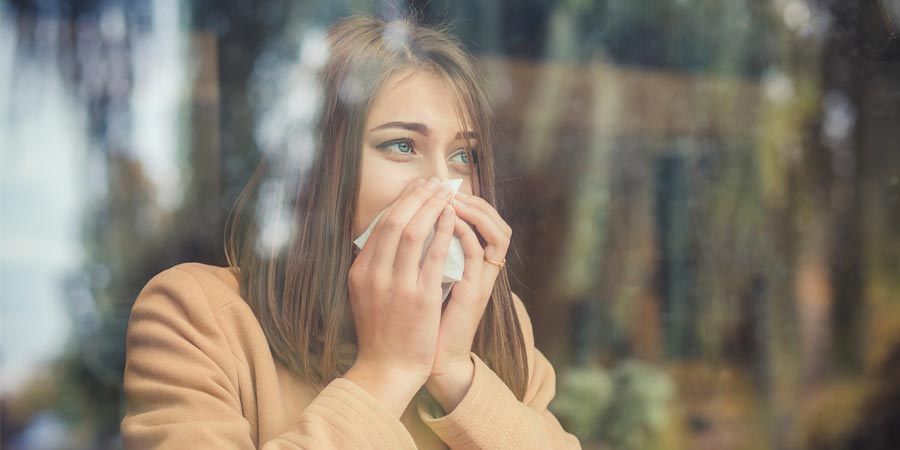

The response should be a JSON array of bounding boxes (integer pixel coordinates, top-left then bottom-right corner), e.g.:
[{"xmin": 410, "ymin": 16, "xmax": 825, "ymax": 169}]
[{"xmin": 365, "ymin": 68, "xmax": 475, "ymax": 133}]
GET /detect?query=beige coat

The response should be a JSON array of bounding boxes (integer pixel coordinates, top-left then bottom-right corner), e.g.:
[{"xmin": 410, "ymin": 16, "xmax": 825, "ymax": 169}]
[{"xmin": 120, "ymin": 262, "xmax": 582, "ymax": 449}]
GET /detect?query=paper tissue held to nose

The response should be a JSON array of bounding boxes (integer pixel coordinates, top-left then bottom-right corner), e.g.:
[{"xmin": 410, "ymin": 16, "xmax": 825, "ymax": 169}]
[{"xmin": 353, "ymin": 179, "xmax": 465, "ymax": 303}]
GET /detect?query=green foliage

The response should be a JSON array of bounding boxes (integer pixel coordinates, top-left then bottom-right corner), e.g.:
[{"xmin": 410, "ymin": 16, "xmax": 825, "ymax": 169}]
[{"xmin": 552, "ymin": 361, "xmax": 675, "ymax": 449}]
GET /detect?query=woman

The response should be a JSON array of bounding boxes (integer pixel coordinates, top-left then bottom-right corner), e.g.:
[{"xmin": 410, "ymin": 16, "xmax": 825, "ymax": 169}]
[{"xmin": 121, "ymin": 13, "xmax": 581, "ymax": 449}]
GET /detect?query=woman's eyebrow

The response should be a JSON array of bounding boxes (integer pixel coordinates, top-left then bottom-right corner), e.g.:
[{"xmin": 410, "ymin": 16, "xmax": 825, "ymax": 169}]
[
  {"xmin": 367, "ymin": 121, "xmax": 478, "ymax": 140},
  {"xmin": 368, "ymin": 121, "xmax": 431, "ymax": 136}
]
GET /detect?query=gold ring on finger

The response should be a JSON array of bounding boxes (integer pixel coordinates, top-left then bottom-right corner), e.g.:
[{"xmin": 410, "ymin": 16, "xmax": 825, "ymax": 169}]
[{"xmin": 484, "ymin": 257, "xmax": 506, "ymax": 269}]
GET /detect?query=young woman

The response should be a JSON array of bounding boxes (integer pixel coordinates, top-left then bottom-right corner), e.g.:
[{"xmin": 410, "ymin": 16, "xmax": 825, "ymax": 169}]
[{"xmin": 121, "ymin": 13, "xmax": 581, "ymax": 449}]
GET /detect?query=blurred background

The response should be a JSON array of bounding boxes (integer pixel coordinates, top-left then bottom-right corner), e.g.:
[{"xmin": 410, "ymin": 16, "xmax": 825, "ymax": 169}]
[{"xmin": 1, "ymin": 0, "xmax": 899, "ymax": 449}]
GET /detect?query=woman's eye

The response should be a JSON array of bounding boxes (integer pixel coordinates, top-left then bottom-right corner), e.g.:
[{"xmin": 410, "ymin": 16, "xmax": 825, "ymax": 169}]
[
  {"xmin": 451, "ymin": 149, "xmax": 470, "ymax": 164},
  {"xmin": 376, "ymin": 139, "xmax": 414, "ymax": 155}
]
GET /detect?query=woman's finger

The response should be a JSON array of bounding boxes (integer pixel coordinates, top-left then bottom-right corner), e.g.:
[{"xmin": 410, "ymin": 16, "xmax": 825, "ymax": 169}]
[
  {"xmin": 368, "ymin": 178, "xmax": 441, "ymax": 273},
  {"xmin": 451, "ymin": 197, "xmax": 510, "ymax": 261},
  {"xmin": 453, "ymin": 192, "xmax": 511, "ymax": 236},
  {"xmin": 355, "ymin": 178, "xmax": 424, "ymax": 269},
  {"xmin": 417, "ymin": 205, "xmax": 455, "ymax": 289},
  {"xmin": 393, "ymin": 183, "xmax": 454, "ymax": 287},
  {"xmin": 452, "ymin": 216, "xmax": 485, "ymax": 288}
]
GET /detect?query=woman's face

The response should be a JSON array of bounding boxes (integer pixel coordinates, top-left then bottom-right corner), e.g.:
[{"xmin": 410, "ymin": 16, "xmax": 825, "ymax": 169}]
[{"xmin": 353, "ymin": 69, "xmax": 477, "ymax": 239}]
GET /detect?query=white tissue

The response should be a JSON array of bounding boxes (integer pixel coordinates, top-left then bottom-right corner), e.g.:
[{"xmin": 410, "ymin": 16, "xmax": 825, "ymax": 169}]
[{"xmin": 353, "ymin": 179, "xmax": 465, "ymax": 302}]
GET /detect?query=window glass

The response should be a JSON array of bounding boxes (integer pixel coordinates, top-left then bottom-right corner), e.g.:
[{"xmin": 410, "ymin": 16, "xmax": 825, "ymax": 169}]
[{"xmin": 2, "ymin": 1, "xmax": 898, "ymax": 449}]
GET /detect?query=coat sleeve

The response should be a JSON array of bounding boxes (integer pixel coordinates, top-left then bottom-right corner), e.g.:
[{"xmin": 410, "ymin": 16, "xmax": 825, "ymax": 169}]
[
  {"xmin": 120, "ymin": 266, "xmax": 417, "ymax": 450},
  {"xmin": 415, "ymin": 292, "xmax": 583, "ymax": 449}
]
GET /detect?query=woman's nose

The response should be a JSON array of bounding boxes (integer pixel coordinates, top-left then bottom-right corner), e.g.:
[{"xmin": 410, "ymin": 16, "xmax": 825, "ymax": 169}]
[{"xmin": 423, "ymin": 160, "xmax": 450, "ymax": 183}]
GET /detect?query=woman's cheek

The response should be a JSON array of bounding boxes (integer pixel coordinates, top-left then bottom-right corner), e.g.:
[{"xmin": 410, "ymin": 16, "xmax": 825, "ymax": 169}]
[{"xmin": 460, "ymin": 175, "xmax": 475, "ymax": 197}]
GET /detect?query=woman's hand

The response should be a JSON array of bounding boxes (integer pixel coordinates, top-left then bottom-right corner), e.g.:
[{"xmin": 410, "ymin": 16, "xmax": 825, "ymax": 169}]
[
  {"xmin": 425, "ymin": 190, "xmax": 512, "ymax": 411},
  {"xmin": 345, "ymin": 177, "xmax": 457, "ymax": 414}
]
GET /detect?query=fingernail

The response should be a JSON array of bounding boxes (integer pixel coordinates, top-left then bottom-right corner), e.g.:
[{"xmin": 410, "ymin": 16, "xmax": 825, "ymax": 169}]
[
  {"xmin": 455, "ymin": 191, "xmax": 470, "ymax": 199},
  {"xmin": 415, "ymin": 178, "xmax": 427, "ymax": 185},
  {"xmin": 438, "ymin": 184, "xmax": 452, "ymax": 198},
  {"xmin": 452, "ymin": 198, "xmax": 466, "ymax": 207},
  {"xmin": 425, "ymin": 177, "xmax": 440, "ymax": 190}
]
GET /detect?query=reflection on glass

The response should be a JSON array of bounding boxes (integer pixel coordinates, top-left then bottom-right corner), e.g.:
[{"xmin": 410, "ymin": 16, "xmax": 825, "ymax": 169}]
[{"xmin": 1, "ymin": 1, "xmax": 898, "ymax": 449}]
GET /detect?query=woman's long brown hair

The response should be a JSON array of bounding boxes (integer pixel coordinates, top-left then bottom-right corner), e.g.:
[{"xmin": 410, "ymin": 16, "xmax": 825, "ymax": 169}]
[{"xmin": 223, "ymin": 13, "xmax": 529, "ymax": 400}]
